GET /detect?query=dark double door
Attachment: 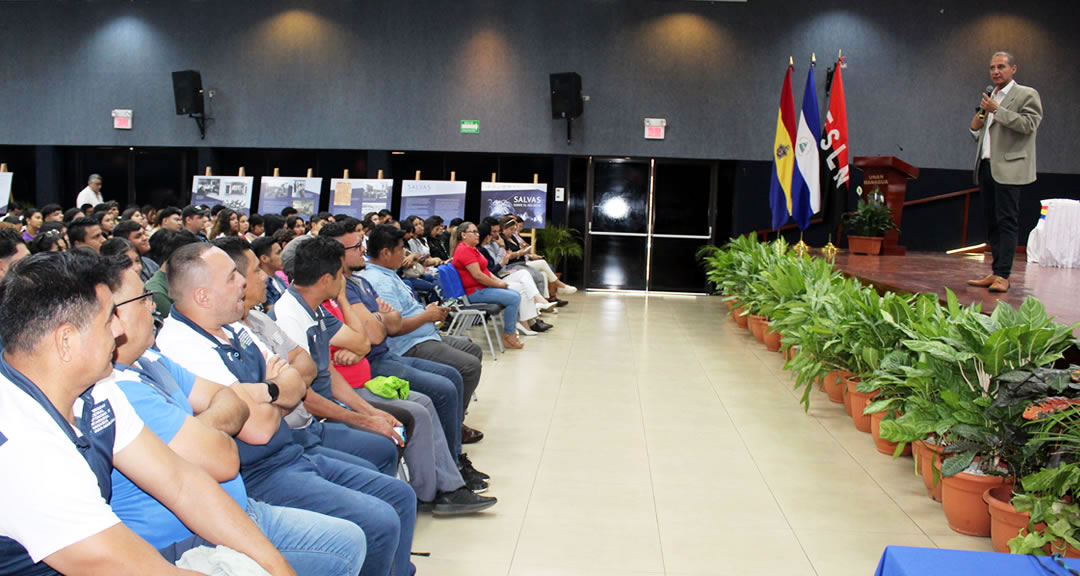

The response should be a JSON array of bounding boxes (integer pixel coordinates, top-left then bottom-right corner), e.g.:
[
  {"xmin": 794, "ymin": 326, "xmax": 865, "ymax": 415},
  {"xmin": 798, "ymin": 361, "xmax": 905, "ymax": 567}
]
[{"xmin": 584, "ymin": 157, "xmax": 715, "ymax": 293}]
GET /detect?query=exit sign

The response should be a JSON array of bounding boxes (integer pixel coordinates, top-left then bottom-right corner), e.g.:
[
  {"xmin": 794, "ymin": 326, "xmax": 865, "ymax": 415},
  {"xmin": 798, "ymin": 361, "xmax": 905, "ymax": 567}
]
[
  {"xmin": 644, "ymin": 118, "xmax": 666, "ymax": 140},
  {"xmin": 460, "ymin": 120, "xmax": 480, "ymax": 134},
  {"xmin": 112, "ymin": 109, "xmax": 133, "ymax": 130}
]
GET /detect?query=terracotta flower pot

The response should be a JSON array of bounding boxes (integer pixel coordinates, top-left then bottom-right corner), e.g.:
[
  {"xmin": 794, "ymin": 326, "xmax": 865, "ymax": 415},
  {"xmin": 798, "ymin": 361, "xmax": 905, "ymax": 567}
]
[
  {"xmin": 942, "ymin": 472, "xmax": 1010, "ymax": 536},
  {"xmin": 763, "ymin": 322, "xmax": 782, "ymax": 352},
  {"xmin": 870, "ymin": 407, "xmax": 912, "ymax": 457},
  {"xmin": 724, "ymin": 297, "xmax": 736, "ymax": 311},
  {"xmin": 823, "ymin": 370, "xmax": 845, "ymax": 403},
  {"xmin": 848, "ymin": 235, "xmax": 885, "ymax": 256},
  {"xmin": 847, "ymin": 377, "xmax": 879, "ymax": 433},
  {"xmin": 984, "ymin": 486, "xmax": 1029, "ymax": 553},
  {"xmin": 916, "ymin": 440, "xmax": 945, "ymax": 502},
  {"xmin": 749, "ymin": 315, "xmax": 767, "ymax": 343},
  {"xmin": 733, "ymin": 306, "xmax": 749, "ymax": 329}
]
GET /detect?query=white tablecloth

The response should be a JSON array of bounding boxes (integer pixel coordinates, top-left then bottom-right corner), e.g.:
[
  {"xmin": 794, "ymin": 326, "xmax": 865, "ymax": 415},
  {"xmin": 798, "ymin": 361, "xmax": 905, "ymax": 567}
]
[{"xmin": 1027, "ymin": 198, "xmax": 1080, "ymax": 268}]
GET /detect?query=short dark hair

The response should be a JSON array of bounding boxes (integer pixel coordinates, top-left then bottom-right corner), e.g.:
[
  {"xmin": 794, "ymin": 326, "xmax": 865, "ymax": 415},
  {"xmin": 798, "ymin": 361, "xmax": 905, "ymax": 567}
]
[
  {"xmin": 262, "ymin": 214, "xmax": 285, "ymax": 236},
  {"xmin": 39, "ymin": 221, "xmax": 64, "ymax": 235},
  {"xmin": 210, "ymin": 204, "xmax": 227, "ymax": 217},
  {"xmin": 291, "ymin": 236, "xmax": 345, "ymax": 287},
  {"xmin": 63, "ymin": 207, "xmax": 84, "ymax": 223},
  {"xmin": 100, "ymin": 237, "xmax": 137, "ymax": 258},
  {"xmin": 0, "ymin": 229, "xmax": 24, "ymax": 260},
  {"xmin": 312, "ymin": 212, "xmax": 332, "ymax": 225},
  {"xmin": 67, "ymin": 217, "xmax": 100, "ymax": 244},
  {"xmin": 147, "ymin": 229, "xmax": 199, "ymax": 266},
  {"xmin": 281, "ymin": 207, "xmax": 298, "ymax": 217},
  {"xmin": 248, "ymin": 214, "xmax": 265, "ymax": 229},
  {"xmin": 480, "ymin": 216, "xmax": 499, "ymax": 227},
  {"xmin": 449, "ymin": 218, "xmax": 463, "ymax": 227},
  {"xmin": 41, "ymin": 204, "xmax": 63, "ymax": 218},
  {"xmin": 366, "ymin": 224, "xmax": 406, "ymax": 261},
  {"xmin": 251, "ymin": 236, "xmax": 277, "ymax": 259},
  {"xmin": 112, "ymin": 220, "xmax": 142, "ymax": 241},
  {"xmin": 0, "ymin": 251, "xmax": 125, "ymax": 354},
  {"xmin": 424, "ymin": 216, "xmax": 444, "ymax": 234},
  {"xmin": 337, "ymin": 217, "xmax": 361, "ymax": 233},
  {"xmin": 318, "ymin": 221, "xmax": 349, "ymax": 239},
  {"xmin": 211, "ymin": 236, "xmax": 253, "ymax": 273},
  {"xmin": 477, "ymin": 221, "xmax": 494, "ymax": 242},
  {"xmin": 156, "ymin": 206, "xmax": 181, "ymax": 225},
  {"xmin": 361, "ymin": 216, "xmax": 377, "ymax": 233},
  {"xmin": 166, "ymin": 242, "xmax": 215, "ymax": 301}
]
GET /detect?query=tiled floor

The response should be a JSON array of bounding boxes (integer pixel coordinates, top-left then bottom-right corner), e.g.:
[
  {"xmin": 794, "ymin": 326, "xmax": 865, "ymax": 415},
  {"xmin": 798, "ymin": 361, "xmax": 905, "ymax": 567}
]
[{"xmin": 412, "ymin": 293, "xmax": 993, "ymax": 576}]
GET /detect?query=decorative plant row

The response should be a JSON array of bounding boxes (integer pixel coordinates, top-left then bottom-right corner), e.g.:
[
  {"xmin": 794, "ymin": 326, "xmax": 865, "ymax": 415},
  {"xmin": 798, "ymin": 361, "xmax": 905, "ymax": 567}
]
[{"xmin": 699, "ymin": 235, "xmax": 1080, "ymax": 554}]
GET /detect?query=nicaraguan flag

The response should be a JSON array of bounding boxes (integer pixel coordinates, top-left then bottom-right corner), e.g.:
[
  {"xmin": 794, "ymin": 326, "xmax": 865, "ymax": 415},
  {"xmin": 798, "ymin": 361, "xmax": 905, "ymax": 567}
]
[
  {"xmin": 791, "ymin": 59, "xmax": 821, "ymax": 231},
  {"xmin": 769, "ymin": 64, "xmax": 796, "ymax": 231}
]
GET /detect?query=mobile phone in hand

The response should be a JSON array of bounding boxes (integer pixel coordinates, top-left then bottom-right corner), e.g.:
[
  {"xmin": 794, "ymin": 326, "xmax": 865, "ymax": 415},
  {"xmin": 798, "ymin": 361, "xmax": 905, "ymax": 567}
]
[{"xmin": 393, "ymin": 425, "xmax": 407, "ymax": 444}]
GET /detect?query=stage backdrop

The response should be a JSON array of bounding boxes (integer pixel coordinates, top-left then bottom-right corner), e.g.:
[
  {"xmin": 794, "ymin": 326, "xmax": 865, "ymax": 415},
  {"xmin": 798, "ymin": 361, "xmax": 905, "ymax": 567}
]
[
  {"xmin": 258, "ymin": 176, "xmax": 322, "ymax": 217},
  {"xmin": 400, "ymin": 180, "xmax": 466, "ymax": 221},
  {"xmin": 191, "ymin": 176, "xmax": 254, "ymax": 215},
  {"xmin": 480, "ymin": 182, "xmax": 548, "ymax": 229},
  {"xmin": 0, "ymin": 172, "xmax": 12, "ymax": 213},
  {"xmin": 329, "ymin": 178, "xmax": 392, "ymax": 220}
]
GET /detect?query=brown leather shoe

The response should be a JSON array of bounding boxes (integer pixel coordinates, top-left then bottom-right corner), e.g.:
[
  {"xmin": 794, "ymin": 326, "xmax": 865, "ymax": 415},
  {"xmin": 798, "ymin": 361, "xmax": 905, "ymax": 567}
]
[
  {"xmin": 461, "ymin": 425, "xmax": 484, "ymax": 445},
  {"xmin": 967, "ymin": 274, "xmax": 999, "ymax": 287},
  {"xmin": 502, "ymin": 333, "xmax": 524, "ymax": 349},
  {"xmin": 989, "ymin": 277, "xmax": 1010, "ymax": 292}
]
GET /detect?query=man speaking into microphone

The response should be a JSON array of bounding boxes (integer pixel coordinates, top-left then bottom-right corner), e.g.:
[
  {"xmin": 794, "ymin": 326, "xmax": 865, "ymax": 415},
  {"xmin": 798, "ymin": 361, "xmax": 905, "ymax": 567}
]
[{"xmin": 967, "ymin": 51, "xmax": 1042, "ymax": 293}]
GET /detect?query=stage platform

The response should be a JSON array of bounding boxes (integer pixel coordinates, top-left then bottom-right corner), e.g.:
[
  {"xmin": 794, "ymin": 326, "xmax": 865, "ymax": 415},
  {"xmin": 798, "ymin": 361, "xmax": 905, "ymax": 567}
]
[{"xmin": 832, "ymin": 252, "xmax": 1079, "ymax": 332}]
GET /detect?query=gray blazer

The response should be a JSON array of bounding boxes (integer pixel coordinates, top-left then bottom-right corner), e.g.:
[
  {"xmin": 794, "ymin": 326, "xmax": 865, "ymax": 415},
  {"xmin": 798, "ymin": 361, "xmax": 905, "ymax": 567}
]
[{"xmin": 972, "ymin": 82, "xmax": 1043, "ymax": 186}]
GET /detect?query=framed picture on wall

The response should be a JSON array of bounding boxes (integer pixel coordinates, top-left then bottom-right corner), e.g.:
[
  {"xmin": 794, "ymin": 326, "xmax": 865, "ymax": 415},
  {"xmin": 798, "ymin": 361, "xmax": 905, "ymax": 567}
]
[
  {"xmin": 328, "ymin": 178, "xmax": 393, "ymax": 219},
  {"xmin": 192, "ymin": 176, "xmax": 255, "ymax": 215},
  {"xmin": 480, "ymin": 182, "xmax": 548, "ymax": 228},
  {"xmin": 400, "ymin": 180, "xmax": 466, "ymax": 221},
  {"xmin": 258, "ymin": 176, "xmax": 323, "ymax": 217}
]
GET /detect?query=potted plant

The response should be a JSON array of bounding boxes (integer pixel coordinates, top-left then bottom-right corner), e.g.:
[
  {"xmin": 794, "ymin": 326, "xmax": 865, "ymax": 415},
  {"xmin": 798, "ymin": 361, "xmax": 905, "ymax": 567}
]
[
  {"xmin": 535, "ymin": 224, "xmax": 583, "ymax": 276},
  {"xmin": 843, "ymin": 186, "xmax": 898, "ymax": 255}
]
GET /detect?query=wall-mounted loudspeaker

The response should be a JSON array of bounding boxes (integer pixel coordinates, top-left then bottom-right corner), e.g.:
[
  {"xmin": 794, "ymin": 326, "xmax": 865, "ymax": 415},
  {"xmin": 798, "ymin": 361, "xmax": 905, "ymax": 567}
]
[
  {"xmin": 550, "ymin": 72, "xmax": 583, "ymax": 119},
  {"xmin": 172, "ymin": 70, "xmax": 204, "ymax": 116}
]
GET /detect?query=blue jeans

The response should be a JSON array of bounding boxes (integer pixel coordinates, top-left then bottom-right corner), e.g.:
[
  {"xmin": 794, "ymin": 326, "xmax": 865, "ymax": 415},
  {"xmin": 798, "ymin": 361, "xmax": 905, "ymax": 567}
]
[
  {"xmin": 244, "ymin": 451, "xmax": 417, "ymax": 576},
  {"xmin": 468, "ymin": 287, "xmax": 521, "ymax": 334},
  {"xmin": 293, "ymin": 419, "xmax": 399, "ymax": 476},
  {"xmin": 403, "ymin": 276, "xmax": 435, "ymax": 302},
  {"xmin": 247, "ymin": 499, "xmax": 366, "ymax": 576},
  {"xmin": 369, "ymin": 352, "xmax": 464, "ymax": 459}
]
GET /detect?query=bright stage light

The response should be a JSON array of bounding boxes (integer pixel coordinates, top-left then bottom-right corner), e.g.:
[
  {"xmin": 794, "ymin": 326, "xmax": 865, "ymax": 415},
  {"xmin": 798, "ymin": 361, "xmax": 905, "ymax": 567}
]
[{"xmin": 601, "ymin": 196, "xmax": 630, "ymax": 220}]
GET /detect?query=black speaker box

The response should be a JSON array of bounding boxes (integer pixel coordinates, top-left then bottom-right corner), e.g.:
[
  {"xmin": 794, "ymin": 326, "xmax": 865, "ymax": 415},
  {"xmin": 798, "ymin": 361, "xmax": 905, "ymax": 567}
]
[
  {"xmin": 172, "ymin": 70, "xmax": 204, "ymax": 116},
  {"xmin": 550, "ymin": 72, "xmax": 583, "ymax": 119}
]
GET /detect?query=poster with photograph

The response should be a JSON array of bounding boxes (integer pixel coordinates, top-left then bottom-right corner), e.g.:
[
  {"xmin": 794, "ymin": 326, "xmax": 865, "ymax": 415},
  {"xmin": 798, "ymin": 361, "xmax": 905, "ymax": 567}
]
[
  {"xmin": 191, "ymin": 176, "xmax": 254, "ymax": 215},
  {"xmin": 400, "ymin": 180, "xmax": 466, "ymax": 221},
  {"xmin": 480, "ymin": 182, "xmax": 548, "ymax": 229},
  {"xmin": 328, "ymin": 179, "xmax": 393, "ymax": 219},
  {"xmin": 0, "ymin": 172, "xmax": 12, "ymax": 213},
  {"xmin": 258, "ymin": 177, "xmax": 323, "ymax": 218}
]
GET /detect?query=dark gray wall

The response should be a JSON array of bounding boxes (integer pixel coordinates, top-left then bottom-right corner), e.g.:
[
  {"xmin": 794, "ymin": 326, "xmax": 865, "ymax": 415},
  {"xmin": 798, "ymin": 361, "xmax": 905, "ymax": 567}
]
[{"xmin": 1, "ymin": 0, "xmax": 1077, "ymax": 173}]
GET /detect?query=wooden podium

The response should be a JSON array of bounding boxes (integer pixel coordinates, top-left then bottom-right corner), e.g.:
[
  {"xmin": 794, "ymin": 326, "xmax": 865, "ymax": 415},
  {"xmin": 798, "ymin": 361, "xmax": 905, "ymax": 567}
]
[{"xmin": 852, "ymin": 156, "xmax": 919, "ymax": 256}]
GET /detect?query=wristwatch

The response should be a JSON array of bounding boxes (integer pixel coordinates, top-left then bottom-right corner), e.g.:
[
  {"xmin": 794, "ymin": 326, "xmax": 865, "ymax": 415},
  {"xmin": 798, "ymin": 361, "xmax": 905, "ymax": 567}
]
[{"xmin": 264, "ymin": 381, "xmax": 280, "ymax": 403}]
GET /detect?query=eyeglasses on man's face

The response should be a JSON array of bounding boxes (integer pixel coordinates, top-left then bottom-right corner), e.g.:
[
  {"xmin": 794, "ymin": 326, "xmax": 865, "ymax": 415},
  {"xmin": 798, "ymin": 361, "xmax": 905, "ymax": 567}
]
[{"xmin": 115, "ymin": 291, "xmax": 154, "ymax": 313}]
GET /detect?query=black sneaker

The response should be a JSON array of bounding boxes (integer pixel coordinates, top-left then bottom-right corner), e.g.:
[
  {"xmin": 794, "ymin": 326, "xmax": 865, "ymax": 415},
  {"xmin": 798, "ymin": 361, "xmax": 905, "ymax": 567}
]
[
  {"xmin": 432, "ymin": 487, "xmax": 497, "ymax": 516},
  {"xmin": 464, "ymin": 474, "xmax": 489, "ymax": 494},
  {"xmin": 548, "ymin": 298, "xmax": 569, "ymax": 308},
  {"xmin": 531, "ymin": 319, "xmax": 553, "ymax": 332},
  {"xmin": 459, "ymin": 453, "xmax": 490, "ymax": 480}
]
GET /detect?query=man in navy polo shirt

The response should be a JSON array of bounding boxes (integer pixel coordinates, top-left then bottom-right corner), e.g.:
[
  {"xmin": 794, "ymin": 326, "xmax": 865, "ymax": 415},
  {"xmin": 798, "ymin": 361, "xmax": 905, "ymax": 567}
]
[
  {"xmin": 155, "ymin": 243, "xmax": 416, "ymax": 576},
  {"xmin": 105, "ymin": 256, "xmax": 367, "ymax": 575},
  {"xmin": 0, "ymin": 251, "xmax": 294, "ymax": 575}
]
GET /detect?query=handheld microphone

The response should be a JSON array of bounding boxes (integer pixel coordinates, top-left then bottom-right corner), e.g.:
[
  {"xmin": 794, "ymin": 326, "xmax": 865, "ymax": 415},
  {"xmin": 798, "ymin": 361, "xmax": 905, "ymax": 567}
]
[{"xmin": 977, "ymin": 85, "xmax": 994, "ymax": 119}]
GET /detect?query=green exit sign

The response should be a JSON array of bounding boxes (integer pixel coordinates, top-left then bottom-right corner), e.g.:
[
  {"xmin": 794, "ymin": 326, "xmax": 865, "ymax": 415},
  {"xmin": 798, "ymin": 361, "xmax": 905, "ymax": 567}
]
[{"xmin": 460, "ymin": 120, "xmax": 480, "ymax": 134}]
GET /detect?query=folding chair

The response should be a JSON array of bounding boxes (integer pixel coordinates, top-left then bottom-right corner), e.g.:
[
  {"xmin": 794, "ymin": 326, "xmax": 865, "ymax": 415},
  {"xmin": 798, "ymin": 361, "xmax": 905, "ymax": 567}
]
[{"xmin": 434, "ymin": 263, "xmax": 506, "ymax": 360}]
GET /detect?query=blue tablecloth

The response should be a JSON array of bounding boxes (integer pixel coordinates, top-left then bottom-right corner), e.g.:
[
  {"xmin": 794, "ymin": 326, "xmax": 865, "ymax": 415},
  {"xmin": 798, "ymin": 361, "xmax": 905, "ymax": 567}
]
[{"xmin": 876, "ymin": 546, "xmax": 1080, "ymax": 576}]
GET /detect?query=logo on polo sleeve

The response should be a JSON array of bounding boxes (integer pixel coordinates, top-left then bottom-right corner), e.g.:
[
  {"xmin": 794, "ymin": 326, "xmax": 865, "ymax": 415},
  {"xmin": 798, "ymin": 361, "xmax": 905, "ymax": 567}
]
[
  {"xmin": 90, "ymin": 401, "xmax": 116, "ymax": 434},
  {"xmin": 0, "ymin": 429, "xmax": 7, "ymax": 447}
]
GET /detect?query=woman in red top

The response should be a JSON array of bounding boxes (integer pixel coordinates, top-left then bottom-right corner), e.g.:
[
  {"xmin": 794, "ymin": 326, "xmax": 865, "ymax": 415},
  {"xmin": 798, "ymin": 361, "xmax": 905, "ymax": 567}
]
[{"xmin": 450, "ymin": 221, "xmax": 524, "ymax": 349}]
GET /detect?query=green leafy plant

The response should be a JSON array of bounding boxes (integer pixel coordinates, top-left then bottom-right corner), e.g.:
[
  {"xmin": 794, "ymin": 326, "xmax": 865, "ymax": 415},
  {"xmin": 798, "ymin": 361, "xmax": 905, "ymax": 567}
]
[
  {"xmin": 843, "ymin": 190, "xmax": 898, "ymax": 237},
  {"xmin": 535, "ymin": 224, "xmax": 583, "ymax": 273}
]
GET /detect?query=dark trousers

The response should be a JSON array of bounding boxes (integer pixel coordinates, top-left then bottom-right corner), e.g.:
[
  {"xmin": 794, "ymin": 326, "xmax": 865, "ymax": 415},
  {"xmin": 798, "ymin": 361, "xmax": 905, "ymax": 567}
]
[
  {"xmin": 404, "ymin": 335, "xmax": 483, "ymax": 413},
  {"xmin": 979, "ymin": 162, "xmax": 1022, "ymax": 279}
]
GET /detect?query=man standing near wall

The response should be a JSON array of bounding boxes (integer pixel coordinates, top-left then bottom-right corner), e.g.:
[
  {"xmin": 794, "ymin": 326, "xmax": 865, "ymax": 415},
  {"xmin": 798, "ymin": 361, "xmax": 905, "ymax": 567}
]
[
  {"xmin": 76, "ymin": 174, "xmax": 104, "ymax": 208},
  {"xmin": 967, "ymin": 51, "xmax": 1042, "ymax": 293}
]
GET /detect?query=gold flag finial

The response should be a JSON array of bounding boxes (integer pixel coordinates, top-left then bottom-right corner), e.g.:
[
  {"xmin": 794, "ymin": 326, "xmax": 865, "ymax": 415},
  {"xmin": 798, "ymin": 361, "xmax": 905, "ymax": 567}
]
[
  {"xmin": 812, "ymin": 52, "xmax": 817, "ymax": 64},
  {"xmin": 823, "ymin": 233, "xmax": 838, "ymax": 261},
  {"xmin": 793, "ymin": 231, "xmax": 810, "ymax": 257},
  {"xmin": 789, "ymin": 56, "xmax": 794, "ymax": 67},
  {"xmin": 839, "ymin": 48, "xmax": 843, "ymax": 59}
]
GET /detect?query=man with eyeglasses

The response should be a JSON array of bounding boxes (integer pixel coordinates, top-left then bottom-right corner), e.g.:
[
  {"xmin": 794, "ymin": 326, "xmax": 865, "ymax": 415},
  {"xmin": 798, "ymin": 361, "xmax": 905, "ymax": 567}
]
[
  {"xmin": 0, "ymin": 251, "xmax": 296, "ymax": 575},
  {"xmin": 103, "ymin": 253, "xmax": 369, "ymax": 576}
]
